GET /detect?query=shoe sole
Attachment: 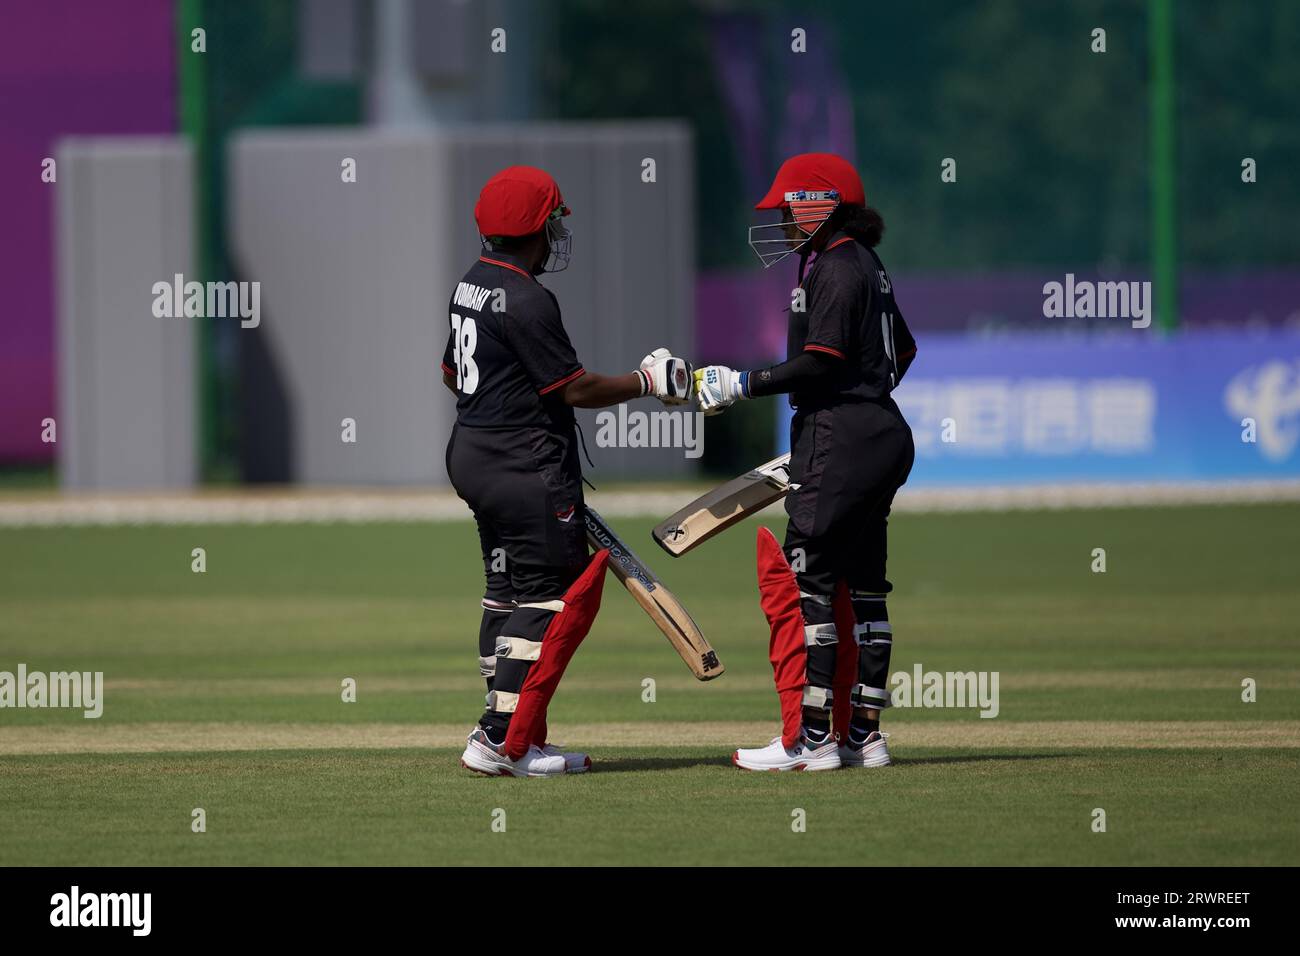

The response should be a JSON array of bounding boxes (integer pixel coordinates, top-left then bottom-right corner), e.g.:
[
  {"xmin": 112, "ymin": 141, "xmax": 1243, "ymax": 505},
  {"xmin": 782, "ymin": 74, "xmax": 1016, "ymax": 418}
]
[
  {"xmin": 732, "ymin": 750, "xmax": 841, "ymax": 772},
  {"xmin": 461, "ymin": 757, "xmax": 511, "ymax": 777},
  {"xmin": 461, "ymin": 742, "xmax": 566, "ymax": 778},
  {"xmin": 461, "ymin": 756, "xmax": 567, "ymax": 778},
  {"xmin": 839, "ymin": 747, "xmax": 892, "ymax": 768}
]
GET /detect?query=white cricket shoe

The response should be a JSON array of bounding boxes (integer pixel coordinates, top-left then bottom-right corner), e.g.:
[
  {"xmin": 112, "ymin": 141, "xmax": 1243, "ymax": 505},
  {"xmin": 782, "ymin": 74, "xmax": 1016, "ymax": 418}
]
[
  {"xmin": 541, "ymin": 743, "xmax": 592, "ymax": 774},
  {"xmin": 839, "ymin": 731, "xmax": 892, "ymax": 768},
  {"xmin": 733, "ymin": 733, "xmax": 842, "ymax": 772},
  {"xmin": 460, "ymin": 728, "xmax": 567, "ymax": 777}
]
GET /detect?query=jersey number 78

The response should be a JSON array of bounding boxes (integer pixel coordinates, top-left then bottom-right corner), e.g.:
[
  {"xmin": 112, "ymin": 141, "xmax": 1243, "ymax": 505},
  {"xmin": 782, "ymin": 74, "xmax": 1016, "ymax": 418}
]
[{"xmin": 450, "ymin": 313, "xmax": 479, "ymax": 394}]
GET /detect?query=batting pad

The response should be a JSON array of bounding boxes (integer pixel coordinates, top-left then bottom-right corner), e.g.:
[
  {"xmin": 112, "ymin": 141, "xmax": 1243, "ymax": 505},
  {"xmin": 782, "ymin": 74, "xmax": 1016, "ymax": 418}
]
[
  {"xmin": 503, "ymin": 549, "xmax": 608, "ymax": 760},
  {"xmin": 756, "ymin": 527, "xmax": 807, "ymax": 748}
]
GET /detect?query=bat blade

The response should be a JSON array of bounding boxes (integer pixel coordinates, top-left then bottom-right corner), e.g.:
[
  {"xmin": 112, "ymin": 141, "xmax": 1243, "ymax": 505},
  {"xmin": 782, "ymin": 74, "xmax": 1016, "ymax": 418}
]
[
  {"xmin": 652, "ymin": 452, "xmax": 793, "ymax": 556},
  {"xmin": 585, "ymin": 506, "xmax": 724, "ymax": 681}
]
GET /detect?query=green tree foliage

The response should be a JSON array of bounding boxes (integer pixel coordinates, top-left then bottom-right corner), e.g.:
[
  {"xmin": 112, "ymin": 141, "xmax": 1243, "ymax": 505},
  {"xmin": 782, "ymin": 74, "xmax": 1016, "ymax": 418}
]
[{"xmin": 545, "ymin": 0, "xmax": 1300, "ymax": 271}]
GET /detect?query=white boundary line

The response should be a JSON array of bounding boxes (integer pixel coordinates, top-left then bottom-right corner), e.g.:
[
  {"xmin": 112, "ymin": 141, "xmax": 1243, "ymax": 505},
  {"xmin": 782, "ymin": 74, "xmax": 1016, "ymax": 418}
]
[{"xmin": 1, "ymin": 480, "xmax": 1298, "ymax": 527}]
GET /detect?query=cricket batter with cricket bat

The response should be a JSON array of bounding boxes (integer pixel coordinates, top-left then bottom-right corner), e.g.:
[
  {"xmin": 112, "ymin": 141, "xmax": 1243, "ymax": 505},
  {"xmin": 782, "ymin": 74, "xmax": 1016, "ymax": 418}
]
[
  {"xmin": 694, "ymin": 153, "xmax": 917, "ymax": 771},
  {"xmin": 442, "ymin": 166, "xmax": 692, "ymax": 777}
]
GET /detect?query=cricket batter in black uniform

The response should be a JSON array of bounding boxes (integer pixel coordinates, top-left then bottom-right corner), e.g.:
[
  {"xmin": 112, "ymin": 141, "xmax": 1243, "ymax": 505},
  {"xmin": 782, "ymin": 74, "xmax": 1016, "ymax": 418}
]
[
  {"xmin": 443, "ymin": 166, "xmax": 691, "ymax": 777},
  {"xmin": 695, "ymin": 153, "xmax": 916, "ymax": 771}
]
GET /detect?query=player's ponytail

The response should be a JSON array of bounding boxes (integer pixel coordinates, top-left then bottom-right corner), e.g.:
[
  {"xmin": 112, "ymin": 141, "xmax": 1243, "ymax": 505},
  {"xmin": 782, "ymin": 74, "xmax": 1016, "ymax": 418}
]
[{"xmin": 833, "ymin": 204, "xmax": 885, "ymax": 248}]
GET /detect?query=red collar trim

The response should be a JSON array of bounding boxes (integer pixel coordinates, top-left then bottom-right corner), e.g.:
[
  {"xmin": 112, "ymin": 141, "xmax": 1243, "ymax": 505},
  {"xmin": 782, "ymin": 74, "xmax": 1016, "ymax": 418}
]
[
  {"xmin": 797, "ymin": 236, "xmax": 857, "ymax": 288},
  {"xmin": 479, "ymin": 256, "xmax": 535, "ymax": 281}
]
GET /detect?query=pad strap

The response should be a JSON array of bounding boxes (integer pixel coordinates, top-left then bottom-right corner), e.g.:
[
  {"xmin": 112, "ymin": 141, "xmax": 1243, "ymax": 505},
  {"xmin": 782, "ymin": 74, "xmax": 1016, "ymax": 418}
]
[{"xmin": 850, "ymin": 683, "xmax": 892, "ymax": 710}]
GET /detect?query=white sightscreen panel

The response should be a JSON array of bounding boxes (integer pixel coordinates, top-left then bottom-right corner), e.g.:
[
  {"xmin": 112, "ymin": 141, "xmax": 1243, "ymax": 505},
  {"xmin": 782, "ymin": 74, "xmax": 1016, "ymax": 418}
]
[
  {"xmin": 229, "ymin": 122, "xmax": 695, "ymax": 485},
  {"xmin": 230, "ymin": 131, "xmax": 451, "ymax": 485},
  {"xmin": 448, "ymin": 122, "xmax": 697, "ymax": 479},
  {"xmin": 56, "ymin": 138, "xmax": 196, "ymax": 490}
]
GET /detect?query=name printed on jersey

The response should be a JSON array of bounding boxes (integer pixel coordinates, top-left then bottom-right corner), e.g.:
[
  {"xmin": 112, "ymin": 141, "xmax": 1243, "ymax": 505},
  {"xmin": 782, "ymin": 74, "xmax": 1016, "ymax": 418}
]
[{"xmin": 454, "ymin": 281, "xmax": 494, "ymax": 313}]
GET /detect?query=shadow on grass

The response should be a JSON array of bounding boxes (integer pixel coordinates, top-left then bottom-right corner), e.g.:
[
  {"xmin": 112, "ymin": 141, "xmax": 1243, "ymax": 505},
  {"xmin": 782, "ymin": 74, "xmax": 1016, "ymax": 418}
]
[
  {"xmin": 592, "ymin": 755, "xmax": 736, "ymax": 773},
  {"xmin": 898, "ymin": 752, "xmax": 1071, "ymax": 766},
  {"xmin": 588, "ymin": 753, "xmax": 1074, "ymax": 773}
]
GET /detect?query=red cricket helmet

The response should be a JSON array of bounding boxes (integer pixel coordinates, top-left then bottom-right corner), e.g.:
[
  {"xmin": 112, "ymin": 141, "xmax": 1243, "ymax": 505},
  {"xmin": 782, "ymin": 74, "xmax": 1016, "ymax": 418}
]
[
  {"xmin": 475, "ymin": 165, "xmax": 573, "ymax": 272},
  {"xmin": 750, "ymin": 153, "xmax": 865, "ymax": 269},
  {"xmin": 754, "ymin": 152, "xmax": 866, "ymax": 209}
]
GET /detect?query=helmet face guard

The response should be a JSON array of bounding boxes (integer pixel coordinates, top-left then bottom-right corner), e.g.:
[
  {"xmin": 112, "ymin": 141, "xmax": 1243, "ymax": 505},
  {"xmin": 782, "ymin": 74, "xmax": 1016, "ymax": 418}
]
[
  {"xmin": 479, "ymin": 203, "xmax": 572, "ymax": 273},
  {"xmin": 542, "ymin": 207, "xmax": 572, "ymax": 273},
  {"xmin": 748, "ymin": 189, "xmax": 840, "ymax": 269}
]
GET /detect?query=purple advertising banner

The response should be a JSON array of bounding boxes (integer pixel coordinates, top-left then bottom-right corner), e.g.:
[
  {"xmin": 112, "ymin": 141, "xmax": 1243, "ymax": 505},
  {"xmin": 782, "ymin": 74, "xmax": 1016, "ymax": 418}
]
[
  {"xmin": 0, "ymin": 0, "xmax": 175, "ymax": 463},
  {"xmin": 697, "ymin": 269, "xmax": 1300, "ymax": 365}
]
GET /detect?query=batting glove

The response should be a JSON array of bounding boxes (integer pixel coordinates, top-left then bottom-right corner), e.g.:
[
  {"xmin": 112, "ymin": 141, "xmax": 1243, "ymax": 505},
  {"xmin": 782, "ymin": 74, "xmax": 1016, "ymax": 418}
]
[
  {"xmin": 694, "ymin": 365, "xmax": 750, "ymax": 416},
  {"xmin": 637, "ymin": 347, "xmax": 694, "ymax": 405}
]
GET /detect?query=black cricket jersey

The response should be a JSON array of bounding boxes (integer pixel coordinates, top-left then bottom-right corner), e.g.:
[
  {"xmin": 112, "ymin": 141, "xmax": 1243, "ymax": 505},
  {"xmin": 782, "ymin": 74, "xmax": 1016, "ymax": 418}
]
[
  {"xmin": 441, "ymin": 252, "xmax": 584, "ymax": 434},
  {"xmin": 788, "ymin": 232, "xmax": 916, "ymax": 409}
]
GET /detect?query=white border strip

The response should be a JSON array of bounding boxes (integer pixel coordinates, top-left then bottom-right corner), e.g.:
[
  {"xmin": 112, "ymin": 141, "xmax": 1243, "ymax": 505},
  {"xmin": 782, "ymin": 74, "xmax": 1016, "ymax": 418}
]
[{"xmin": 0, "ymin": 480, "xmax": 1298, "ymax": 527}]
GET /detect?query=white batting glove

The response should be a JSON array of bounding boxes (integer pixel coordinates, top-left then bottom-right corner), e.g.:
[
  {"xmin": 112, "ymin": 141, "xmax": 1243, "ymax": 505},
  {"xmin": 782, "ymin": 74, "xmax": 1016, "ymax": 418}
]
[
  {"xmin": 637, "ymin": 347, "xmax": 693, "ymax": 405},
  {"xmin": 694, "ymin": 365, "xmax": 749, "ymax": 416}
]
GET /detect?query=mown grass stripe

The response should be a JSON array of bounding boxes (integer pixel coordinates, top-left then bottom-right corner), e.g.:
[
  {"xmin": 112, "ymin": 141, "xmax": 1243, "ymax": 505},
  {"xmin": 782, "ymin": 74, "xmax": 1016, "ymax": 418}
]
[{"xmin": 2, "ymin": 720, "xmax": 1297, "ymax": 755}]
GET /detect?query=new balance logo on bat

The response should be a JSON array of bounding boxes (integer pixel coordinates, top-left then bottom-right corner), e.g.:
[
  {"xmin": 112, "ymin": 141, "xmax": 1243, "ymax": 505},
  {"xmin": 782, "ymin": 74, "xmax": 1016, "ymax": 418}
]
[{"xmin": 750, "ymin": 459, "xmax": 796, "ymax": 490}]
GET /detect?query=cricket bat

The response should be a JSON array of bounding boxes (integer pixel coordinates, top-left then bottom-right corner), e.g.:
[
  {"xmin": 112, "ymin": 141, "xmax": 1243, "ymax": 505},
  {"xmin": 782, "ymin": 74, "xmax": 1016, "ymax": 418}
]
[
  {"xmin": 584, "ymin": 506, "xmax": 724, "ymax": 681},
  {"xmin": 652, "ymin": 452, "xmax": 794, "ymax": 557}
]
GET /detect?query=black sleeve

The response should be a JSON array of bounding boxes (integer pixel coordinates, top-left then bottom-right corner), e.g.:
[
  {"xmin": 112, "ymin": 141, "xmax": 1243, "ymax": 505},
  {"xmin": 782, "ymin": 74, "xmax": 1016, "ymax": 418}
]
[
  {"xmin": 891, "ymin": 307, "xmax": 917, "ymax": 383},
  {"xmin": 746, "ymin": 349, "xmax": 841, "ymax": 398},
  {"xmin": 507, "ymin": 288, "xmax": 585, "ymax": 395}
]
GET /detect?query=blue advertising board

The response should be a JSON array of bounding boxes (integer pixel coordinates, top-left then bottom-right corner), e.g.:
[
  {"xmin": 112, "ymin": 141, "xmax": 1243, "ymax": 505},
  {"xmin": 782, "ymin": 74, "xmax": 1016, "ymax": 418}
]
[{"xmin": 776, "ymin": 332, "xmax": 1300, "ymax": 486}]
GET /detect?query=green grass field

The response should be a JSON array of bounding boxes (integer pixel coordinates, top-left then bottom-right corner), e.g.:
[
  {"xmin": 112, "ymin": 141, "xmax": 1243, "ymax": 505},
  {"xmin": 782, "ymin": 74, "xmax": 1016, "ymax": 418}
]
[{"xmin": 1, "ymin": 503, "xmax": 1298, "ymax": 865}]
